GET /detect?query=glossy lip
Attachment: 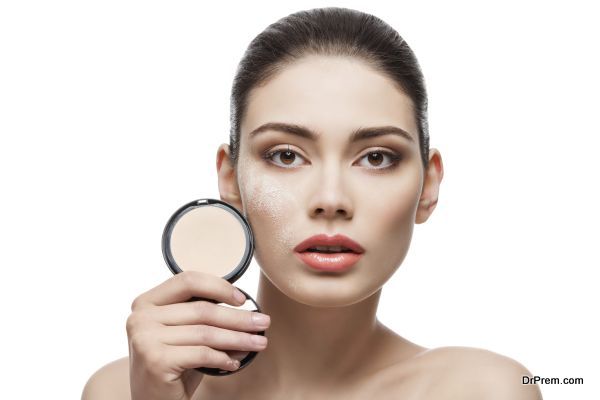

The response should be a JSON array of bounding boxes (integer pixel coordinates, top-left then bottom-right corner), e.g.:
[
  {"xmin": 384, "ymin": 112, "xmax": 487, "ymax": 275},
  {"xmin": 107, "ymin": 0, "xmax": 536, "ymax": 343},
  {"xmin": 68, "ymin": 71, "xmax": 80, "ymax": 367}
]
[
  {"xmin": 293, "ymin": 233, "xmax": 365, "ymax": 254},
  {"xmin": 294, "ymin": 251, "xmax": 363, "ymax": 272},
  {"xmin": 293, "ymin": 233, "xmax": 365, "ymax": 272}
]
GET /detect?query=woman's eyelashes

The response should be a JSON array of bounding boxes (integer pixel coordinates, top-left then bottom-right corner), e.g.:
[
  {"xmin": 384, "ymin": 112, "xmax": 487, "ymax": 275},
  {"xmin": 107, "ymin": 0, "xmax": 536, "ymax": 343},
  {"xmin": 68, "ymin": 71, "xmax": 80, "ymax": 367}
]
[
  {"xmin": 262, "ymin": 147, "xmax": 306, "ymax": 168},
  {"xmin": 261, "ymin": 146, "xmax": 403, "ymax": 171},
  {"xmin": 355, "ymin": 149, "xmax": 403, "ymax": 171}
]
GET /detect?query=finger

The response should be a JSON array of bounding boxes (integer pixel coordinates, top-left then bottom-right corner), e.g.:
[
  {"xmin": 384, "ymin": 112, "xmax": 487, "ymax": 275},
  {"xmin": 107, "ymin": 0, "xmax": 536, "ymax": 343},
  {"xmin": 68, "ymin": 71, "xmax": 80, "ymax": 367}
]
[
  {"xmin": 152, "ymin": 301, "xmax": 271, "ymax": 332},
  {"xmin": 166, "ymin": 345, "xmax": 241, "ymax": 372},
  {"xmin": 158, "ymin": 324, "xmax": 268, "ymax": 351},
  {"xmin": 132, "ymin": 270, "xmax": 244, "ymax": 309},
  {"xmin": 226, "ymin": 350, "xmax": 250, "ymax": 362}
]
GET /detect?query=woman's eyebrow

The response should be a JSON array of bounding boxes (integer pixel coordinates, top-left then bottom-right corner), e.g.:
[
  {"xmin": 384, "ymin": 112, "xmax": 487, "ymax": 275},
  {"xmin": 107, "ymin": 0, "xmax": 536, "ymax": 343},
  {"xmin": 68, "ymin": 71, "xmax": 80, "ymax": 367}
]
[{"xmin": 248, "ymin": 122, "xmax": 415, "ymax": 143}]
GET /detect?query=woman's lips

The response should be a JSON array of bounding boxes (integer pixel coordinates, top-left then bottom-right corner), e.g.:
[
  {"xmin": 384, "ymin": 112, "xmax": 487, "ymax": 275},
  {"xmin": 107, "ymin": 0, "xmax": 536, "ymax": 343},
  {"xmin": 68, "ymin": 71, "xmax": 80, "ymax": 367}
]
[
  {"xmin": 294, "ymin": 251, "xmax": 363, "ymax": 272},
  {"xmin": 293, "ymin": 233, "xmax": 365, "ymax": 253},
  {"xmin": 293, "ymin": 233, "xmax": 365, "ymax": 272}
]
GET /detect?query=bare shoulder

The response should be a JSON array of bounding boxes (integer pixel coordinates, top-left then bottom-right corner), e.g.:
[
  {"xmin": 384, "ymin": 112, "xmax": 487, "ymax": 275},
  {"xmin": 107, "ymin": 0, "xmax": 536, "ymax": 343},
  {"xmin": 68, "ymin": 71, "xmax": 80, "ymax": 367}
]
[
  {"xmin": 413, "ymin": 346, "xmax": 543, "ymax": 400},
  {"xmin": 81, "ymin": 356, "xmax": 131, "ymax": 400}
]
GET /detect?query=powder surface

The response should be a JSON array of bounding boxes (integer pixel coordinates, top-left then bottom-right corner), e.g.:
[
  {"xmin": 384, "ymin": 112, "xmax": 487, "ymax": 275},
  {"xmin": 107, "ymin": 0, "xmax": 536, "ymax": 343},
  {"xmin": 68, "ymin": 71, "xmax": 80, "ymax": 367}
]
[{"xmin": 169, "ymin": 205, "xmax": 247, "ymax": 277}]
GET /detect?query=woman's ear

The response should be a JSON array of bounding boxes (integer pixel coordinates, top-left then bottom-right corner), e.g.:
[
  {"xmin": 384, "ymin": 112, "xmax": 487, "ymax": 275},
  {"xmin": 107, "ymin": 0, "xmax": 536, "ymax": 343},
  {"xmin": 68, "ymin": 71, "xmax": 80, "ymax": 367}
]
[
  {"xmin": 216, "ymin": 143, "xmax": 243, "ymax": 212},
  {"xmin": 416, "ymin": 148, "xmax": 444, "ymax": 224}
]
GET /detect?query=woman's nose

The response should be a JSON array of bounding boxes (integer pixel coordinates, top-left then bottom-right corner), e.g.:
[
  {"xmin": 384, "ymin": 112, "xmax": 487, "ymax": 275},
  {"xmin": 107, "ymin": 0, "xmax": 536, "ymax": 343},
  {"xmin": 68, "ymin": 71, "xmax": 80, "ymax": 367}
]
[{"xmin": 307, "ymin": 163, "xmax": 354, "ymax": 220}]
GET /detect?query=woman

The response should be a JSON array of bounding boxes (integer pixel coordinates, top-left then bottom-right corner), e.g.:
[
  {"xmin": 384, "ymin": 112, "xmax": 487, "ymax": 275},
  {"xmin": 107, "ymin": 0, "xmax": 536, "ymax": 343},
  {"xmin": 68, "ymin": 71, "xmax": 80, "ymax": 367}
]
[{"xmin": 83, "ymin": 7, "xmax": 542, "ymax": 399}]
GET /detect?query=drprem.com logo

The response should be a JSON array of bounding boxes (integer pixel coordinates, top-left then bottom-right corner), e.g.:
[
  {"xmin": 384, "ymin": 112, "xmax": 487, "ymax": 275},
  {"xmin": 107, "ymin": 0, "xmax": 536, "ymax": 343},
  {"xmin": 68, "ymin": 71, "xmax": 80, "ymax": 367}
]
[{"xmin": 522, "ymin": 375, "xmax": 584, "ymax": 385}]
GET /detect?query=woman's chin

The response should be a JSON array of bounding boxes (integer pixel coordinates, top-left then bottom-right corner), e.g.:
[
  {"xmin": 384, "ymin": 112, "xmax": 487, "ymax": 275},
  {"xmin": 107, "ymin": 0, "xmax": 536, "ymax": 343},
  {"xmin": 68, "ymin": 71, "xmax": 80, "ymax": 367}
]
[{"xmin": 264, "ymin": 270, "xmax": 379, "ymax": 308}]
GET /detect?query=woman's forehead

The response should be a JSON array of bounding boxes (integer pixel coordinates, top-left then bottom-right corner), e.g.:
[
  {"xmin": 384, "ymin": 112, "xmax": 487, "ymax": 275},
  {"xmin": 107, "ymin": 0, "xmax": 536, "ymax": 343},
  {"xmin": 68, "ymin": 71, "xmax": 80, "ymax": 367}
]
[{"xmin": 241, "ymin": 55, "xmax": 418, "ymax": 141}]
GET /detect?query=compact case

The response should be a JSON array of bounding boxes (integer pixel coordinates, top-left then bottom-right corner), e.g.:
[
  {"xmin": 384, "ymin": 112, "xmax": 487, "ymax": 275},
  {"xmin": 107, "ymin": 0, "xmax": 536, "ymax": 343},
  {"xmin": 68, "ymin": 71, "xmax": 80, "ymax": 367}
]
[{"xmin": 161, "ymin": 198, "xmax": 264, "ymax": 376}]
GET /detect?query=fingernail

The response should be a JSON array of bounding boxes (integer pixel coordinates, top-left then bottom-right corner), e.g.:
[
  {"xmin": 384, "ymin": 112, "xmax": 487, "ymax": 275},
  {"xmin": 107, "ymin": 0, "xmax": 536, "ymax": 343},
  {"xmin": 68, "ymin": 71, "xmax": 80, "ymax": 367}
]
[
  {"xmin": 251, "ymin": 335, "xmax": 267, "ymax": 345},
  {"xmin": 233, "ymin": 289, "xmax": 246, "ymax": 304},
  {"xmin": 252, "ymin": 313, "xmax": 270, "ymax": 328}
]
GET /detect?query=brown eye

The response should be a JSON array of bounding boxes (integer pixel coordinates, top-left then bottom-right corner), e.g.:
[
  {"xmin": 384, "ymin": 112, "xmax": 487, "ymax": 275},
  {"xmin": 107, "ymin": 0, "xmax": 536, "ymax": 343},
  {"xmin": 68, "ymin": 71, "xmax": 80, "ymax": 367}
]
[
  {"xmin": 367, "ymin": 152, "xmax": 383, "ymax": 166},
  {"xmin": 280, "ymin": 150, "xmax": 295, "ymax": 165},
  {"xmin": 263, "ymin": 147, "xmax": 306, "ymax": 168},
  {"xmin": 356, "ymin": 150, "xmax": 402, "ymax": 170}
]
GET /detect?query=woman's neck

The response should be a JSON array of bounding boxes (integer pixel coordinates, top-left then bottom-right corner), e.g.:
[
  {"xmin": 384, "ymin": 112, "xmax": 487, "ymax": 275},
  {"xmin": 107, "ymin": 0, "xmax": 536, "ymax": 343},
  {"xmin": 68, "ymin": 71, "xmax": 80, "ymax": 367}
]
[{"xmin": 245, "ymin": 271, "xmax": 386, "ymax": 390}]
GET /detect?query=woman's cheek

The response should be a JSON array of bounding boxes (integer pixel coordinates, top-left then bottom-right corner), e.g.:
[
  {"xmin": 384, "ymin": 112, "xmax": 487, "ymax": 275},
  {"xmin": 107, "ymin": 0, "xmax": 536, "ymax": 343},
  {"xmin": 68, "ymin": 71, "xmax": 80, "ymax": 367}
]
[
  {"xmin": 364, "ymin": 176, "xmax": 420, "ymax": 275},
  {"xmin": 238, "ymin": 168, "xmax": 297, "ymax": 259}
]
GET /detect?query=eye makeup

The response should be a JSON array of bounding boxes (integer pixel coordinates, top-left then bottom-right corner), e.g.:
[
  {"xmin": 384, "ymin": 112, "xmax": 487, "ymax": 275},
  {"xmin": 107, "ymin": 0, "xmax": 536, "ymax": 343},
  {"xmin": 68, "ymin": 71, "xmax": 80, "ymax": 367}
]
[{"xmin": 262, "ymin": 145, "xmax": 403, "ymax": 171}]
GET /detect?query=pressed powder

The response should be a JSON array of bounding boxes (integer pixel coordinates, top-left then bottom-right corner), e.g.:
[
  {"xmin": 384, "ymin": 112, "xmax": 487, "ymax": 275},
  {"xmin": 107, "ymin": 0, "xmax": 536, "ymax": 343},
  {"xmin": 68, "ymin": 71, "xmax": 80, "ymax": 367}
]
[{"xmin": 169, "ymin": 206, "xmax": 246, "ymax": 277}]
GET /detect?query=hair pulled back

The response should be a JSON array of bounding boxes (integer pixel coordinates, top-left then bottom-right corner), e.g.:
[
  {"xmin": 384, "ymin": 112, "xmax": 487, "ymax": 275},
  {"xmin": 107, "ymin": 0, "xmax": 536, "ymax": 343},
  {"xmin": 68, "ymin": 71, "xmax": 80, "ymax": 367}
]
[{"xmin": 229, "ymin": 7, "xmax": 430, "ymax": 170}]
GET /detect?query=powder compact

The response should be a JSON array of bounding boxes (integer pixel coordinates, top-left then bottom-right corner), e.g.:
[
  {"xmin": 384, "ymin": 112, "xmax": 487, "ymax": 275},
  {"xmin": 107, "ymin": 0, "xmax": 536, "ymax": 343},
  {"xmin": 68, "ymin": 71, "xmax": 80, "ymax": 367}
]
[{"xmin": 161, "ymin": 198, "xmax": 263, "ymax": 376}]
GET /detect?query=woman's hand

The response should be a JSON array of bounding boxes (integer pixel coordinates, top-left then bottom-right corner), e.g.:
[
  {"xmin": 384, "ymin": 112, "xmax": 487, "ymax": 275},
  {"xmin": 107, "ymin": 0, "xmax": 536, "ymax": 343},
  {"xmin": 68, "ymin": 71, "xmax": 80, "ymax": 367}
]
[{"xmin": 126, "ymin": 270, "xmax": 271, "ymax": 400}]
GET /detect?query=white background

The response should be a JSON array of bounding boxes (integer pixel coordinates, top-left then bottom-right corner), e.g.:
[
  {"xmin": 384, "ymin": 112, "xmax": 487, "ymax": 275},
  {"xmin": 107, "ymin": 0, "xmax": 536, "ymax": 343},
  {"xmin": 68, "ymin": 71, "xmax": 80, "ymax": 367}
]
[{"xmin": 1, "ymin": 1, "xmax": 598, "ymax": 398}]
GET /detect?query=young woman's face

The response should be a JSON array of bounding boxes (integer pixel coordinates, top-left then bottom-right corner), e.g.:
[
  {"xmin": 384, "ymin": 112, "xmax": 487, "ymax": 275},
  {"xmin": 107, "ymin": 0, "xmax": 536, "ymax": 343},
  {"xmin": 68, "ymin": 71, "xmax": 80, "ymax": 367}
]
[{"xmin": 235, "ymin": 55, "xmax": 425, "ymax": 307}]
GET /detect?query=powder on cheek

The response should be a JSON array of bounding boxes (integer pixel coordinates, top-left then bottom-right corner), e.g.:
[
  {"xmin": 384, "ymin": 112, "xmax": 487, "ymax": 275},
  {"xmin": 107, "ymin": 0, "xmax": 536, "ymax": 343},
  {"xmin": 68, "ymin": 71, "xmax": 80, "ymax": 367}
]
[{"xmin": 237, "ymin": 159, "xmax": 297, "ymax": 256}]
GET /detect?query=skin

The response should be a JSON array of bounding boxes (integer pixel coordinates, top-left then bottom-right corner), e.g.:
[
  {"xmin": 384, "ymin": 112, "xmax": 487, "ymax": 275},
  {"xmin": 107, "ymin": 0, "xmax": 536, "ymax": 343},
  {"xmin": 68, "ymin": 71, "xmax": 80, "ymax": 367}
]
[{"xmin": 82, "ymin": 55, "xmax": 543, "ymax": 399}]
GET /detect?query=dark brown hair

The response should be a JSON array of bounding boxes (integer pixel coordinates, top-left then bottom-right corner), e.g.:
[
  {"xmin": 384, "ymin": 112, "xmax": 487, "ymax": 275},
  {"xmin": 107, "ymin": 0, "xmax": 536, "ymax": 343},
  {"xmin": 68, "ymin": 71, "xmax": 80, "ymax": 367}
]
[{"xmin": 229, "ymin": 6, "xmax": 430, "ymax": 170}]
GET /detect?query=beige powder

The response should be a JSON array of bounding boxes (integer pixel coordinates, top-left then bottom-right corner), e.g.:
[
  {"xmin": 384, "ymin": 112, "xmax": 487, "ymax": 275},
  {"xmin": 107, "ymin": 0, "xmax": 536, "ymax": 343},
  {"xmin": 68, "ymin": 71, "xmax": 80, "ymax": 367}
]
[
  {"xmin": 237, "ymin": 158, "xmax": 297, "ymax": 257},
  {"xmin": 237, "ymin": 158, "xmax": 311, "ymax": 295},
  {"xmin": 169, "ymin": 205, "xmax": 247, "ymax": 277}
]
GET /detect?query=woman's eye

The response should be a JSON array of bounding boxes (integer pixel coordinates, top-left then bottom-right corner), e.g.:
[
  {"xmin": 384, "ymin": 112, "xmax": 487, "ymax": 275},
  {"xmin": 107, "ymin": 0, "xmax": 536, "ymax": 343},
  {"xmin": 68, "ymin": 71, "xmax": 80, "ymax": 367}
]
[
  {"xmin": 355, "ymin": 150, "xmax": 402, "ymax": 170},
  {"xmin": 263, "ymin": 148, "xmax": 306, "ymax": 168},
  {"xmin": 263, "ymin": 148, "xmax": 402, "ymax": 170}
]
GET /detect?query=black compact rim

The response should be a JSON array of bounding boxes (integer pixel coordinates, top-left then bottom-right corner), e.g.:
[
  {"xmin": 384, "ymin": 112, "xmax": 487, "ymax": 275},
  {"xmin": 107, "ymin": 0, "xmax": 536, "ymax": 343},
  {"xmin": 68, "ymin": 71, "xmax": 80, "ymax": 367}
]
[{"xmin": 161, "ymin": 198, "xmax": 254, "ymax": 284}]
